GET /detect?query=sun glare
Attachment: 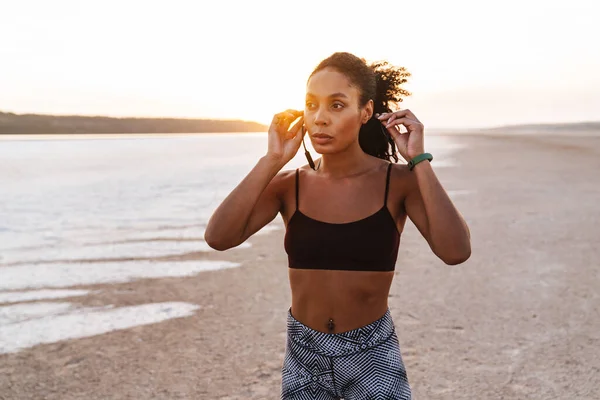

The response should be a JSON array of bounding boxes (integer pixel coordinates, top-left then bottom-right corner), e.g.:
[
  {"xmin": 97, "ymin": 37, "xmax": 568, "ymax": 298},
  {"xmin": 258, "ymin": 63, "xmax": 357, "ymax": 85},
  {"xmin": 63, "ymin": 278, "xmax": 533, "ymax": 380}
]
[{"xmin": 0, "ymin": 1, "xmax": 598, "ymax": 128}]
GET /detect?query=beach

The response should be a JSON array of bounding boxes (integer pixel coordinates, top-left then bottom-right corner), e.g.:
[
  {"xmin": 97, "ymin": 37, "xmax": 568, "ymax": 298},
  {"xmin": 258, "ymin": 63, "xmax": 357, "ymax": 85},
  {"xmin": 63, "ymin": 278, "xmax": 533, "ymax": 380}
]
[{"xmin": 1, "ymin": 132, "xmax": 599, "ymax": 399}]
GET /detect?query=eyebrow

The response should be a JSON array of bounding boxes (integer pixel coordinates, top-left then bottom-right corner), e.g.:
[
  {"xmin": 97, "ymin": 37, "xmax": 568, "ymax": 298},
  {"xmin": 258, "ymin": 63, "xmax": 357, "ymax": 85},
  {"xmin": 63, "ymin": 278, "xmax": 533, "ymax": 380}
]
[{"xmin": 306, "ymin": 92, "xmax": 348, "ymax": 99}]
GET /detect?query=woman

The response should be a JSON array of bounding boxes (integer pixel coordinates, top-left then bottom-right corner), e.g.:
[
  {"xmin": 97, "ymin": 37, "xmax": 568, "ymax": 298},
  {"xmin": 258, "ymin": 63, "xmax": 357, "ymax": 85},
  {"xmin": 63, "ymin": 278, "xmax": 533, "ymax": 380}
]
[{"xmin": 205, "ymin": 52, "xmax": 471, "ymax": 400}]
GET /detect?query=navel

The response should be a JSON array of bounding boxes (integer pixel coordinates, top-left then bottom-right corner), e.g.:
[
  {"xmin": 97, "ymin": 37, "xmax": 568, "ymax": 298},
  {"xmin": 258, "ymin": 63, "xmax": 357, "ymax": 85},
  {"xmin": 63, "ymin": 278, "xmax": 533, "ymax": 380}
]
[{"xmin": 327, "ymin": 318, "xmax": 335, "ymax": 332}]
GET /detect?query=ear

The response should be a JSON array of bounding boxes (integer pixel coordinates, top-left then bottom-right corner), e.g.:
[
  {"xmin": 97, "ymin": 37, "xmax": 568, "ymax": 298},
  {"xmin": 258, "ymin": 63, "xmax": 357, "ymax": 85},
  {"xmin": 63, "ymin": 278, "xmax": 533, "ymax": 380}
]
[{"xmin": 361, "ymin": 99, "xmax": 374, "ymax": 124}]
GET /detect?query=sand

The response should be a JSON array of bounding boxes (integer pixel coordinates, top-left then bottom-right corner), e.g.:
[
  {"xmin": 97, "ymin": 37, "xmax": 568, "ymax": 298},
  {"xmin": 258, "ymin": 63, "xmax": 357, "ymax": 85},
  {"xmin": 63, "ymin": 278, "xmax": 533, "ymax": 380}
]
[{"xmin": 1, "ymin": 133, "xmax": 599, "ymax": 399}]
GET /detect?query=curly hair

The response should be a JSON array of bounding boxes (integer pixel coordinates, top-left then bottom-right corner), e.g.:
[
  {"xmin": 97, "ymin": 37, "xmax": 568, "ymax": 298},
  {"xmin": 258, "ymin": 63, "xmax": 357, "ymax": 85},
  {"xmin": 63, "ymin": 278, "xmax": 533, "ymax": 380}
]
[{"xmin": 309, "ymin": 52, "xmax": 411, "ymax": 162}]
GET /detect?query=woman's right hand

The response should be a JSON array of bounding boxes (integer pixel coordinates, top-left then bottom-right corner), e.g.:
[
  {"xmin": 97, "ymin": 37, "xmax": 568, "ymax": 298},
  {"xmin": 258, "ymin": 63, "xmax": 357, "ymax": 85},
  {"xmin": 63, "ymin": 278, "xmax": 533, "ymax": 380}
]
[{"xmin": 265, "ymin": 109, "xmax": 305, "ymax": 166}]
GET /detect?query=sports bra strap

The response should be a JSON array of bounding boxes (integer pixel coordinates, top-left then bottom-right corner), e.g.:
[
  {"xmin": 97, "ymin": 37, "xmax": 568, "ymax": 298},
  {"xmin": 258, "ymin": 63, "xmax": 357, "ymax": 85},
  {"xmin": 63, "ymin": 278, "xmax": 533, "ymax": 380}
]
[
  {"xmin": 295, "ymin": 168, "xmax": 299, "ymax": 211},
  {"xmin": 384, "ymin": 163, "xmax": 392, "ymax": 207}
]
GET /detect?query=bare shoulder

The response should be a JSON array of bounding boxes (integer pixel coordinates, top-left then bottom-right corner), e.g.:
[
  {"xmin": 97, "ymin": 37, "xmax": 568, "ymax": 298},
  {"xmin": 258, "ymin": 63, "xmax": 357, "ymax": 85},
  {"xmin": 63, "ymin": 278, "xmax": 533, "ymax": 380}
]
[
  {"xmin": 276, "ymin": 163, "xmax": 316, "ymax": 184},
  {"xmin": 273, "ymin": 166, "xmax": 304, "ymax": 219},
  {"xmin": 388, "ymin": 161, "xmax": 413, "ymax": 184},
  {"xmin": 270, "ymin": 168, "xmax": 297, "ymax": 195},
  {"xmin": 273, "ymin": 168, "xmax": 296, "ymax": 182},
  {"xmin": 272, "ymin": 167, "xmax": 302, "ymax": 205},
  {"xmin": 387, "ymin": 161, "xmax": 415, "ymax": 206}
]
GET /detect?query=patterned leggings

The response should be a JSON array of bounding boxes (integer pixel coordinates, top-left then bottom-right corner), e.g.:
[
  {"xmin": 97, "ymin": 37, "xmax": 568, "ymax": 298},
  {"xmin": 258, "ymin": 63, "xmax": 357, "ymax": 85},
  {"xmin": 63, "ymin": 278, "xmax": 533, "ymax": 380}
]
[{"xmin": 281, "ymin": 308, "xmax": 412, "ymax": 400}]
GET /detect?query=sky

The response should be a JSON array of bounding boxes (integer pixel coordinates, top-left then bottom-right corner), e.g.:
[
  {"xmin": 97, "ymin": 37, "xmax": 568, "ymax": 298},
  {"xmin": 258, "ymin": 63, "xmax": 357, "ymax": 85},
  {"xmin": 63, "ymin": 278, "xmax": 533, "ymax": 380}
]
[{"xmin": 1, "ymin": 0, "xmax": 599, "ymax": 129}]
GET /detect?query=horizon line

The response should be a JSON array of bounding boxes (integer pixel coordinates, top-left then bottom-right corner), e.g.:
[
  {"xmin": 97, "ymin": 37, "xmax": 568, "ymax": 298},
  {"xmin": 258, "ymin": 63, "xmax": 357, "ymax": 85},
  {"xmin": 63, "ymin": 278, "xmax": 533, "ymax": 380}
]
[{"xmin": 2, "ymin": 109, "xmax": 599, "ymax": 132}]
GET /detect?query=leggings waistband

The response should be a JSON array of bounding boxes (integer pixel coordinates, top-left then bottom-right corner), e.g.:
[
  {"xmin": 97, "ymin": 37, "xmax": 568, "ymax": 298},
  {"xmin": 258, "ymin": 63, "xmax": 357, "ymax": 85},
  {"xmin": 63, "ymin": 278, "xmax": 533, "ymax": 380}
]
[{"xmin": 286, "ymin": 308, "xmax": 395, "ymax": 357}]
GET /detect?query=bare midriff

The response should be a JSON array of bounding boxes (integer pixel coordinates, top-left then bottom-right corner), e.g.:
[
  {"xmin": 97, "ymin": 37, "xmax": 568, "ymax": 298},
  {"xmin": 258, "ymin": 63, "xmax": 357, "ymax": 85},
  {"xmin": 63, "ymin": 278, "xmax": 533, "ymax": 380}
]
[{"xmin": 288, "ymin": 268, "xmax": 394, "ymax": 333}]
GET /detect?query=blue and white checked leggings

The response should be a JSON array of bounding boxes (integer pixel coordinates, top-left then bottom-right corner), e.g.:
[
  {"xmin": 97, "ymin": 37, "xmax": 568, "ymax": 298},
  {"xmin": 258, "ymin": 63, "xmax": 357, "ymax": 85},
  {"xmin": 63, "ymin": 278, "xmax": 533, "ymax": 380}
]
[{"xmin": 281, "ymin": 308, "xmax": 412, "ymax": 400}]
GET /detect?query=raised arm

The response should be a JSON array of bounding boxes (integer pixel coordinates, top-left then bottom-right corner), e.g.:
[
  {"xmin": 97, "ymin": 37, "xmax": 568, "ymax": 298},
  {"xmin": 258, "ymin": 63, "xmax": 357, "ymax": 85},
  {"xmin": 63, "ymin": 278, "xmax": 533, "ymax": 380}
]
[
  {"xmin": 378, "ymin": 109, "xmax": 471, "ymax": 265},
  {"xmin": 204, "ymin": 110, "xmax": 305, "ymax": 251}
]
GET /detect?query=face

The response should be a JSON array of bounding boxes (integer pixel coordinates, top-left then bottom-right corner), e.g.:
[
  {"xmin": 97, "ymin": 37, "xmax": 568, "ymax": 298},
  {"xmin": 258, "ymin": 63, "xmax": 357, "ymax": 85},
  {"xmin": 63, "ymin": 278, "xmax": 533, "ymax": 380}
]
[{"xmin": 305, "ymin": 68, "xmax": 373, "ymax": 153}]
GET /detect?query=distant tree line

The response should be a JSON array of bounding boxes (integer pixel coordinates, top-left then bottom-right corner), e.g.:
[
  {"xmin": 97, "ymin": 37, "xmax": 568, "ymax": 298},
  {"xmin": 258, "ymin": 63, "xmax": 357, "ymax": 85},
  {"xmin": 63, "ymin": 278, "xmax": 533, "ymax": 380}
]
[
  {"xmin": 487, "ymin": 121, "xmax": 600, "ymax": 132},
  {"xmin": 0, "ymin": 111, "xmax": 268, "ymax": 134}
]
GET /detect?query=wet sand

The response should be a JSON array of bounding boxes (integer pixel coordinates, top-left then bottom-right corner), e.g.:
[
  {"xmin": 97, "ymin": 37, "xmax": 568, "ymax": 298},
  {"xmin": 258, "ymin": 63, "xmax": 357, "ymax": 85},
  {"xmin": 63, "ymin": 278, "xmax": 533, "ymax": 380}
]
[{"xmin": 1, "ymin": 133, "xmax": 599, "ymax": 399}]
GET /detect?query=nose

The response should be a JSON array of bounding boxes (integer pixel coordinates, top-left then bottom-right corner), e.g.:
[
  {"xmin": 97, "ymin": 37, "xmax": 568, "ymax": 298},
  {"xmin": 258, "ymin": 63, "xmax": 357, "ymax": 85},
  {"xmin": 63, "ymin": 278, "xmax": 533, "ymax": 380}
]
[{"xmin": 313, "ymin": 106, "xmax": 329, "ymax": 127}]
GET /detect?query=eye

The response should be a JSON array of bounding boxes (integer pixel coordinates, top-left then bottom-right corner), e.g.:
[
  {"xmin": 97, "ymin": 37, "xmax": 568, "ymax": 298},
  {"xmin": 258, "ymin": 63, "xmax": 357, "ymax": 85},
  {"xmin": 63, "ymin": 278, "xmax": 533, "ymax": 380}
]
[
  {"xmin": 305, "ymin": 101, "xmax": 316, "ymax": 109},
  {"xmin": 332, "ymin": 102, "xmax": 345, "ymax": 109}
]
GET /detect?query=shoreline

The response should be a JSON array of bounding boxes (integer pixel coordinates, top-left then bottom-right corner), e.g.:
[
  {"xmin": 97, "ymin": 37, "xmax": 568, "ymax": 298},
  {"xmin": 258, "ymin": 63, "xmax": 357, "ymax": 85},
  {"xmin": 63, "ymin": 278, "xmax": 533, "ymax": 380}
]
[
  {"xmin": 0, "ymin": 132, "xmax": 267, "ymax": 141},
  {"xmin": 2, "ymin": 128, "xmax": 600, "ymax": 142}
]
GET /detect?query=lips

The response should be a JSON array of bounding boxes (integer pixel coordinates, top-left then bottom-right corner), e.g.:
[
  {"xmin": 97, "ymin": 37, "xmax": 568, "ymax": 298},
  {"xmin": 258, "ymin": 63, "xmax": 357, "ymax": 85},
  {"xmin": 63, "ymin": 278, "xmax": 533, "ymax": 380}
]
[
  {"xmin": 312, "ymin": 133, "xmax": 333, "ymax": 139},
  {"xmin": 311, "ymin": 133, "xmax": 333, "ymax": 145}
]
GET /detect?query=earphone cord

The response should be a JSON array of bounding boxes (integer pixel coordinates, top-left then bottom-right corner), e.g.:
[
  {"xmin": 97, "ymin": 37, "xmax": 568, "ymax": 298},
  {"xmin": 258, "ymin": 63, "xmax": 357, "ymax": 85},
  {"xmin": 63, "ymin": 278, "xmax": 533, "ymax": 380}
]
[
  {"xmin": 302, "ymin": 136, "xmax": 317, "ymax": 170},
  {"xmin": 301, "ymin": 126, "xmax": 319, "ymax": 170}
]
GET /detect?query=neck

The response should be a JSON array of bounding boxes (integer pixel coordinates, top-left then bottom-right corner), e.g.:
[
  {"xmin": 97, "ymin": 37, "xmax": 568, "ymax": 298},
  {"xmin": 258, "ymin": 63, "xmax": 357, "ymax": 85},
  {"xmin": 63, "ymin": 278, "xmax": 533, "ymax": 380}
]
[{"xmin": 315, "ymin": 142, "xmax": 374, "ymax": 179}]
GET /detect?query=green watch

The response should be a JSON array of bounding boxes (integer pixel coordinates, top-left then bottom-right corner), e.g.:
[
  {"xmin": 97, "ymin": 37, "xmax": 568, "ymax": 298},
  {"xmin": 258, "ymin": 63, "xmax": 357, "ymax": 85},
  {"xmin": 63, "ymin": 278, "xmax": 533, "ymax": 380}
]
[{"xmin": 408, "ymin": 153, "xmax": 433, "ymax": 171}]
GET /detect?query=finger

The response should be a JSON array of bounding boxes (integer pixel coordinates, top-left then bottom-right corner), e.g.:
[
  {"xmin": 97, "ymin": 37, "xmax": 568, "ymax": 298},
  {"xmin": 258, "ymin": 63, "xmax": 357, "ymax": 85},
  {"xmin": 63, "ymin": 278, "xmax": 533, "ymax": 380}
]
[
  {"xmin": 385, "ymin": 117, "xmax": 421, "ymax": 130},
  {"xmin": 386, "ymin": 113, "xmax": 398, "ymax": 126},
  {"xmin": 289, "ymin": 114, "xmax": 304, "ymax": 129},
  {"xmin": 386, "ymin": 117, "xmax": 418, "ymax": 129},
  {"xmin": 384, "ymin": 114, "xmax": 406, "ymax": 133},
  {"xmin": 286, "ymin": 116, "xmax": 304, "ymax": 139},
  {"xmin": 392, "ymin": 109, "xmax": 420, "ymax": 123},
  {"xmin": 292, "ymin": 120, "xmax": 307, "ymax": 144},
  {"xmin": 273, "ymin": 113, "xmax": 299, "ymax": 135},
  {"xmin": 272, "ymin": 109, "xmax": 303, "ymax": 125},
  {"xmin": 284, "ymin": 109, "xmax": 303, "ymax": 116},
  {"xmin": 378, "ymin": 112, "xmax": 400, "ymax": 127},
  {"xmin": 279, "ymin": 112, "xmax": 296, "ymax": 123},
  {"xmin": 283, "ymin": 110, "xmax": 303, "ymax": 124},
  {"xmin": 377, "ymin": 109, "xmax": 420, "ymax": 123}
]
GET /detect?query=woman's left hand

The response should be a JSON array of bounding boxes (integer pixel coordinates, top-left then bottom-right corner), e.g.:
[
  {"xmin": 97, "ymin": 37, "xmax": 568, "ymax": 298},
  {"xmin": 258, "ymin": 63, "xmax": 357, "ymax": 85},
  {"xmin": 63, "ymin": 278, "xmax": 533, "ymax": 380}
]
[{"xmin": 377, "ymin": 109, "xmax": 425, "ymax": 161}]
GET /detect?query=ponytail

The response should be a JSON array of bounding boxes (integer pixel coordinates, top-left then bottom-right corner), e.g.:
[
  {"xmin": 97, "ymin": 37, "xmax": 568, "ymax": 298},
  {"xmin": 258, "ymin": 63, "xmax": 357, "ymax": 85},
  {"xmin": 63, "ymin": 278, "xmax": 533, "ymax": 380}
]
[{"xmin": 358, "ymin": 61, "xmax": 411, "ymax": 163}]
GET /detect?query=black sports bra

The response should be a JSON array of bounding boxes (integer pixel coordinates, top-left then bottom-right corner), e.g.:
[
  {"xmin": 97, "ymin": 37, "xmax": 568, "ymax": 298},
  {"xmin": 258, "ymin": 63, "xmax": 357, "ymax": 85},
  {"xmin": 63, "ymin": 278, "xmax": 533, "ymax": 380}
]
[{"xmin": 284, "ymin": 163, "xmax": 401, "ymax": 272}]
